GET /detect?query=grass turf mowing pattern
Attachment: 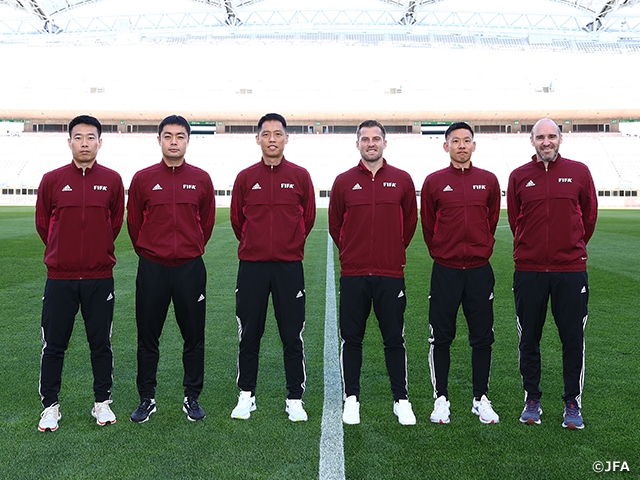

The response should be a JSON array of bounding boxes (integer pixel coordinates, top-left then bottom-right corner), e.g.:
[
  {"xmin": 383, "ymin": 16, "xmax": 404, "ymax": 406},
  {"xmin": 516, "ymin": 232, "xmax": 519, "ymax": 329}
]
[{"xmin": 0, "ymin": 206, "xmax": 638, "ymax": 479}]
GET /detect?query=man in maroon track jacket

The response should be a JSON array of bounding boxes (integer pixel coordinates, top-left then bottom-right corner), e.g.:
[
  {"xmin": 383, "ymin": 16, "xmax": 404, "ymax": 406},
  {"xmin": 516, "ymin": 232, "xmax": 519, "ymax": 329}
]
[
  {"xmin": 230, "ymin": 113, "xmax": 315, "ymax": 423},
  {"xmin": 36, "ymin": 115, "xmax": 124, "ymax": 432},
  {"xmin": 329, "ymin": 120, "xmax": 417, "ymax": 426},
  {"xmin": 508, "ymin": 118, "xmax": 597, "ymax": 430},
  {"xmin": 421, "ymin": 122, "xmax": 501, "ymax": 425},
  {"xmin": 127, "ymin": 115, "xmax": 215, "ymax": 424}
]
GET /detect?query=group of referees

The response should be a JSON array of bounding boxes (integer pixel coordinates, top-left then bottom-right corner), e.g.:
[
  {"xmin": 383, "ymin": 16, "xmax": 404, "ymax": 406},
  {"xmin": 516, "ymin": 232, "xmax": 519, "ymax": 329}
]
[{"xmin": 34, "ymin": 112, "xmax": 597, "ymax": 433}]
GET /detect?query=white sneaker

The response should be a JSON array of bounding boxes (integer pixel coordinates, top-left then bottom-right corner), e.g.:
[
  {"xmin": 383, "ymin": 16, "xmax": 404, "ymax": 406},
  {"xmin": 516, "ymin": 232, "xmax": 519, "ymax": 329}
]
[
  {"xmin": 285, "ymin": 399, "xmax": 308, "ymax": 422},
  {"xmin": 231, "ymin": 391, "xmax": 256, "ymax": 420},
  {"xmin": 430, "ymin": 395, "xmax": 450, "ymax": 424},
  {"xmin": 38, "ymin": 403, "xmax": 61, "ymax": 432},
  {"xmin": 92, "ymin": 399, "xmax": 117, "ymax": 426},
  {"xmin": 471, "ymin": 395, "xmax": 500, "ymax": 424},
  {"xmin": 342, "ymin": 395, "xmax": 360, "ymax": 425},
  {"xmin": 393, "ymin": 399, "xmax": 417, "ymax": 425}
]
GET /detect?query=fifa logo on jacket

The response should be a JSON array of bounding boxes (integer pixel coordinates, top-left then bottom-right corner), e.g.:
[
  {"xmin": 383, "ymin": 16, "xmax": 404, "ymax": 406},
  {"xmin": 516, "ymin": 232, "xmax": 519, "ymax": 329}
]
[
  {"xmin": 183, "ymin": 184, "xmax": 197, "ymax": 190},
  {"xmin": 473, "ymin": 185, "xmax": 487, "ymax": 190},
  {"xmin": 558, "ymin": 178, "xmax": 573, "ymax": 183},
  {"xmin": 382, "ymin": 182, "xmax": 397, "ymax": 188},
  {"xmin": 281, "ymin": 183, "xmax": 295, "ymax": 189},
  {"xmin": 93, "ymin": 185, "xmax": 108, "ymax": 191}
]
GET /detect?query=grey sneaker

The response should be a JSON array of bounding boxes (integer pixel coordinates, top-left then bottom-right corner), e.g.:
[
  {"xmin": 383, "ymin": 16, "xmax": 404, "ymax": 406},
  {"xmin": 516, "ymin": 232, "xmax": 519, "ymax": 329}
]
[
  {"xmin": 520, "ymin": 399, "xmax": 542, "ymax": 425},
  {"xmin": 562, "ymin": 400, "xmax": 584, "ymax": 430}
]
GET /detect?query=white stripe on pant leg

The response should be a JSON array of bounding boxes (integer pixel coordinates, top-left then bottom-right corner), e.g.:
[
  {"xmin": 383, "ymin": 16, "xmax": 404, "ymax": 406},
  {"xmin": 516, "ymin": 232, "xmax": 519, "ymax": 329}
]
[
  {"xmin": 577, "ymin": 313, "xmax": 588, "ymax": 408},
  {"xmin": 319, "ymin": 233, "xmax": 346, "ymax": 480}
]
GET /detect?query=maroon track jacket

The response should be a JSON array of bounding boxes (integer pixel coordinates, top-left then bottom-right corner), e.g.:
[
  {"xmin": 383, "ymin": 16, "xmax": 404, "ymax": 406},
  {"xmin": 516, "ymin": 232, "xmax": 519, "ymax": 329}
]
[
  {"xmin": 35, "ymin": 161, "xmax": 125, "ymax": 280},
  {"xmin": 507, "ymin": 154, "xmax": 597, "ymax": 272},
  {"xmin": 421, "ymin": 163, "xmax": 500, "ymax": 269},
  {"xmin": 329, "ymin": 159, "xmax": 417, "ymax": 278},
  {"xmin": 127, "ymin": 160, "xmax": 215, "ymax": 267},
  {"xmin": 230, "ymin": 157, "xmax": 316, "ymax": 262}
]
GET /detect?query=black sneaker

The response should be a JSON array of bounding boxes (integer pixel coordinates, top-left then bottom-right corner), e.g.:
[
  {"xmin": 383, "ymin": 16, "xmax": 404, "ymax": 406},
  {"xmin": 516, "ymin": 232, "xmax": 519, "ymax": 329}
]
[
  {"xmin": 183, "ymin": 396, "xmax": 205, "ymax": 421},
  {"xmin": 130, "ymin": 398, "xmax": 156, "ymax": 423}
]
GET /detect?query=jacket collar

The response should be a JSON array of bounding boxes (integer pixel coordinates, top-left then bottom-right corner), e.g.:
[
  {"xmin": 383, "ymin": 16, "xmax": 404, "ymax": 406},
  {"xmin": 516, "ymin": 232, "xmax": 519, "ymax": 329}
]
[
  {"xmin": 357, "ymin": 158, "xmax": 387, "ymax": 177},
  {"xmin": 448, "ymin": 161, "xmax": 473, "ymax": 174},
  {"xmin": 70, "ymin": 160, "xmax": 96, "ymax": 174},
  {"xmin": 261, "ymin": 156, "xmax": 287, "ymax": 170},
  {"xmin": 531, "ymin": 153, "xmax": 564, "ymax": 169},
  {"xmin": 160, "ymin": 159, "xmax": 186, "ymax": 172}
]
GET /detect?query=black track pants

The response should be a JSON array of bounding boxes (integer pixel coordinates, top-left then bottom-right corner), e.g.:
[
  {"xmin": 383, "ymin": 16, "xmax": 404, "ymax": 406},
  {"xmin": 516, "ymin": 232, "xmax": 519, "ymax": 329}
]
[
  {"xmin": 514, "ymin": 270, "xmax": 588, "ymax": 407},
  {"xmin": 135, "ymin": 256, "xmax": 206, "ymax": 399},
  {"xmin": 39, "ymin": 278, "xmax": 115, "ymax": 407},
  {"xmin": 235, "ymin": 260, "xmax": 306, "ymax": 399},
  {"xmin": 339, "ymin": 275, "xmax": 409, "ymax": 402},
  {"xmin": 428, "ymin": 262, "xmax": 495, "ymax": 400}
]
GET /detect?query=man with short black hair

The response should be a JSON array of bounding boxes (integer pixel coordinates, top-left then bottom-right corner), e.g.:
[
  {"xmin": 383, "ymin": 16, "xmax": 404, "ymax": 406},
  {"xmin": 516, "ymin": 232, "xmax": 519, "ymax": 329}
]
[
  {"xmin": 128, "ymin": 114, "xmax": 215, "ymax": 423},
  {"xmin": 421, "ymin": 121, "xmax": 501, "ymax": 425},
  {"xmin": 508, "ymin": 118, "xmax": 597, "ymax": 430},
  {"xmin": 36, "ymin": 114, "xmax": 124, "ymax": 432},
  {"xmin": 230, "ymin": 113, "xmax": 315, "ymax": 422},
  {"xmin": 329, "ymin": 120, "xmax": 417, "ymax": 425}
]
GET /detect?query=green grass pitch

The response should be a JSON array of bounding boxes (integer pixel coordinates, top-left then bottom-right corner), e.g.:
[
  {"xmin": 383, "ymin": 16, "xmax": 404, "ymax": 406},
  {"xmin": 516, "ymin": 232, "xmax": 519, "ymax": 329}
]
[{"xmin": 0, "ymin": 206, "xmax": 637, "ymax": 479}]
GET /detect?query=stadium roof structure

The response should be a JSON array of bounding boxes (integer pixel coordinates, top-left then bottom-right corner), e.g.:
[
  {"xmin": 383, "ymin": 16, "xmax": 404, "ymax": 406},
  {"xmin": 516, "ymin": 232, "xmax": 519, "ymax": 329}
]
[
  {"xmin": 2, "ymin": 0, "xmax": 640, "ymax": 125},
  {"xmin": 2, "ymin": 0, "xmax": 640, "ymax": 38}
]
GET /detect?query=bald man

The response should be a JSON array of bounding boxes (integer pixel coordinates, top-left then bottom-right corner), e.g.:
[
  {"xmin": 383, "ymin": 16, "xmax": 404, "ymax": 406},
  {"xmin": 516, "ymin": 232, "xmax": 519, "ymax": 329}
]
[{"xmin": 507, "ymin": 118, "xmax": 597, "ymax": 430}]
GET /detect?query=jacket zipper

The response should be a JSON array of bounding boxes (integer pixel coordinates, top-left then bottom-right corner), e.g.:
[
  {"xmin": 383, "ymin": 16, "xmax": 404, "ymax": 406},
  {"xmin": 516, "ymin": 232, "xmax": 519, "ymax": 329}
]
[
  {"xmin": 270, "ymin": 164, "xmax": 274, "ymax": 258},
  {"xmin": 545, "ymin": 162, "xmax": 550, "ymax": 272},
  {"xmin": 173, "ymin": 166, "xmax": 178, "ymax": 263},
  {"xmin": 461, "ymin": 167, "xmax": 468, "ymax": 269},
  {"xmin": 80, "ymin": 169, "xmax": 86, "ymax": 279}
]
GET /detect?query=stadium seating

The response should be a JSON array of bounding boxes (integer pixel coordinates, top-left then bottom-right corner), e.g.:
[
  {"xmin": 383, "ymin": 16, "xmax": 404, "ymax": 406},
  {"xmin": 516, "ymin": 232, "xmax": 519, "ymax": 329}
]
[{"xmin": 1, "ymin": 132, "xmax": 638, "ymax": 207}]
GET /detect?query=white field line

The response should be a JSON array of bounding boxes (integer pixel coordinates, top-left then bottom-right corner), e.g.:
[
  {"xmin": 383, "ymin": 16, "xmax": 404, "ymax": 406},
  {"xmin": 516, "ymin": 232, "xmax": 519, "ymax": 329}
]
[{"xmin": 319, "ymin": 233, "xmax": 345, "ymax": 480}]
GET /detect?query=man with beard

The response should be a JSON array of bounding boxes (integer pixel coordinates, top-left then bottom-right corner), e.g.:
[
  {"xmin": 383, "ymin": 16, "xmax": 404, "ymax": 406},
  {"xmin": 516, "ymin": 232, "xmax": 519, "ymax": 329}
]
[
  {"xmin": 329, "ymin": 120, "xmax": 418, "ymax": 425},
  {"xmin": 507, "ymin": 118, "xmax": 597, "ymax": 430}
]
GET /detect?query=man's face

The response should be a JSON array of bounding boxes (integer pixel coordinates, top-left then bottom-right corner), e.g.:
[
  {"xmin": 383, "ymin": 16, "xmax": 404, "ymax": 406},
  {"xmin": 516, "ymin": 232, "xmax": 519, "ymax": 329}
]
[
  {"xmin": 158, "ymin": 124, "xmax": 189, "ymax": 163},
  {"xmin": 68, "ymin": 124, "xmax": 101, "ymax": 166},
  {"xmin": 256, "ymin": 120, "xmax": 288, "ymax": 161},
  {"xmin": 531, "ymin": 120, "xmax": 562, "ymax": 163},
  {"xmin": 444, "ymin": 128, "xmax": 475, "ymax": 167},
  {"xmin": 357, "ymin": 126, "xmax": 386, "ymax": 164}
]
